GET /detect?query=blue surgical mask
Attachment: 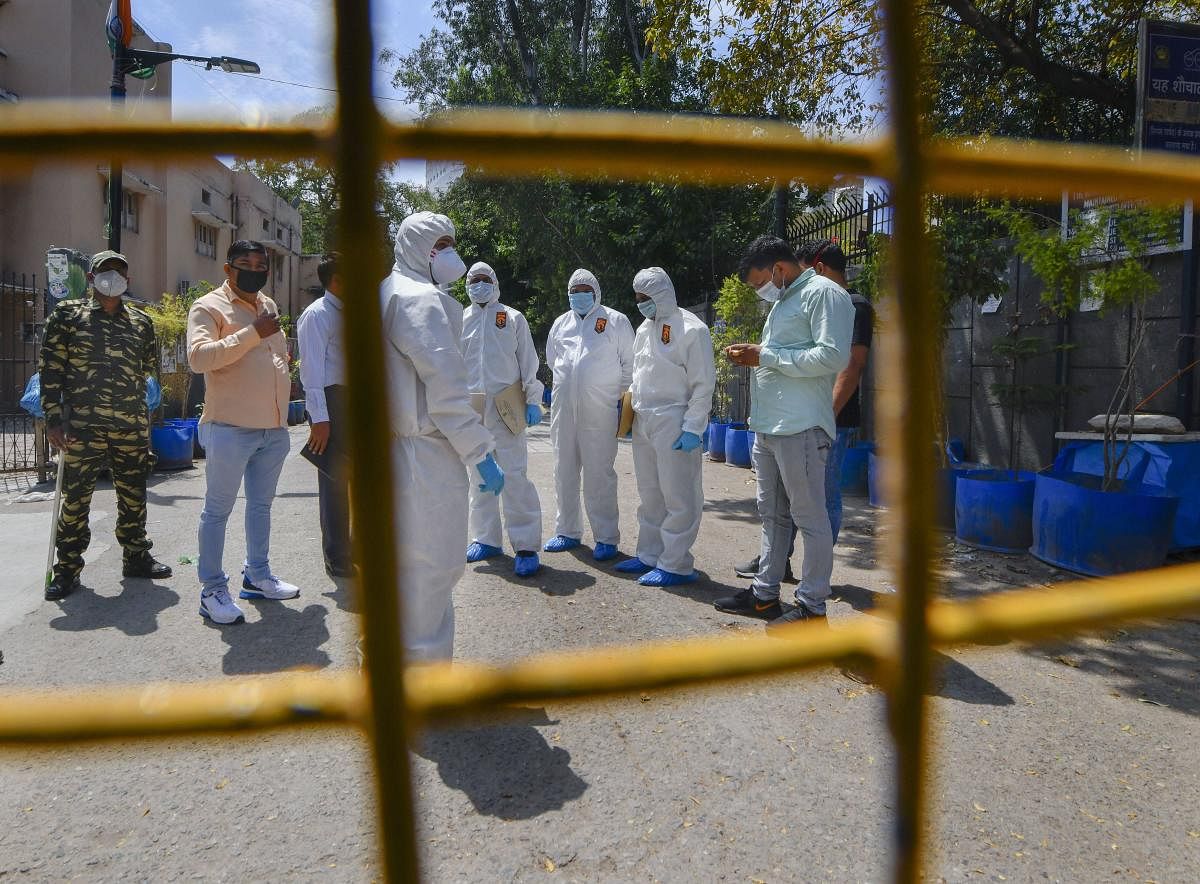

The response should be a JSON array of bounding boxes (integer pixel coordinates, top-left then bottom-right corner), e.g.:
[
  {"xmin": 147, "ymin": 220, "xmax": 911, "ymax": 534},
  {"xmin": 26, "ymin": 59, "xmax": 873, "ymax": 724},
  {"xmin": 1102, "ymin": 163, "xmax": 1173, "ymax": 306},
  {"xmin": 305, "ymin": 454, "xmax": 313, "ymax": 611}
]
[
  {"xmin": 568, "ymin": 290, "xmax": 595, "ymax": 315},
  {"xmin": 468, "ymin": 281, "xmax": 494, "ymax": 303},
  {"xmin": 637, "ymin": 299, "xmax": 657, "ymax": 320}
]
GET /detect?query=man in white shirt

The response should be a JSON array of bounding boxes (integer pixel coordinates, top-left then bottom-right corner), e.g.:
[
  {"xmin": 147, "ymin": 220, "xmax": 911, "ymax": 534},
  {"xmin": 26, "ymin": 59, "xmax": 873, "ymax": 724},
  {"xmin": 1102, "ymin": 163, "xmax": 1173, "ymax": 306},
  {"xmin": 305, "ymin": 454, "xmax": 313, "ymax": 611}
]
[{"xmin": 297, "ymin": 253, "xmax": 352, "ymax": 579}]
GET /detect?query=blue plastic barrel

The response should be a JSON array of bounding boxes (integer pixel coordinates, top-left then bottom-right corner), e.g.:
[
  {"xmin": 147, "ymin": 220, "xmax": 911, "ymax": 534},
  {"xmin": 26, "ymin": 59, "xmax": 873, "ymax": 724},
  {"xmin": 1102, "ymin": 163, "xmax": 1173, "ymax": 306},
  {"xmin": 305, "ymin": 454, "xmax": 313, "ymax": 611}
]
[
  {"xmin": 287, "ymin": 400, "xmax": 307, "ymax": 426},
  {"xmin": 840, "ymin": 442, "xmax": 874, "ymax": 494},
  {"xmin": 707, "ymin": 421, "xmax": 733, "ymax": 462},
  {"xmin": 1031, "ymin": 471, "xmax": 1179, "ymax": 576},
  {"xmin": 725, "ymin": 428, "xmax": 754, "ymax": 467},
  {"xmin": 868, "ymin": 452, "xmax": 883, "ymax": 507},
  {"xmin": 955, "ymin": 469, "xmax": 1036, "ymax": 553},
  {"xmin": 151, "ymin": 422, "xmax": 194, "ymax": 470}
]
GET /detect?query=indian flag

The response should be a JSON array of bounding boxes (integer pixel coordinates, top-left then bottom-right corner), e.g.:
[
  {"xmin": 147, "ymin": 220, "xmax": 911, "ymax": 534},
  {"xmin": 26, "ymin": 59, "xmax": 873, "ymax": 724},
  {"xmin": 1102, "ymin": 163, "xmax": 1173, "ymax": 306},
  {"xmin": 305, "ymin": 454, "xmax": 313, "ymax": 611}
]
[{"xmin": 105, "ymin": 0, "xmax": 133, "ymax": 53}]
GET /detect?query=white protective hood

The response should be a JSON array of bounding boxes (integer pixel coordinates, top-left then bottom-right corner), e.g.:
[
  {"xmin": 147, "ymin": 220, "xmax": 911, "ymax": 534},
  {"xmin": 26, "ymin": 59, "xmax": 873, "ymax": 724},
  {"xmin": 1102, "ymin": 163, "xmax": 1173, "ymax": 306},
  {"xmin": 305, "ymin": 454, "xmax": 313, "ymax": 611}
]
[
  {"xmin": 568, "ymin": 268, "xmax": 602, "ymax": 316},
  {"xmin": 394, "ymin": 211, "xmax": 456, "ymax": 281},
  {"xmin": 633, "ymin": 267, "xmax": 678, "ymax": 318},
  {"xmin": 467, "ymin": 261, "xmax": 500, "ymax": 305}
]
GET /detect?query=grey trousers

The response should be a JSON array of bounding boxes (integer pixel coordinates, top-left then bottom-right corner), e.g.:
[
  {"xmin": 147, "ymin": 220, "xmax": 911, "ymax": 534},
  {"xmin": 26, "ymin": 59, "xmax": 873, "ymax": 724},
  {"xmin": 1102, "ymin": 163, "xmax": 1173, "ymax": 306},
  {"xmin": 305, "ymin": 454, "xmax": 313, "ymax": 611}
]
[{"xmin": 751, "ymin": 428, "xmax": 834, "ymax": 613}]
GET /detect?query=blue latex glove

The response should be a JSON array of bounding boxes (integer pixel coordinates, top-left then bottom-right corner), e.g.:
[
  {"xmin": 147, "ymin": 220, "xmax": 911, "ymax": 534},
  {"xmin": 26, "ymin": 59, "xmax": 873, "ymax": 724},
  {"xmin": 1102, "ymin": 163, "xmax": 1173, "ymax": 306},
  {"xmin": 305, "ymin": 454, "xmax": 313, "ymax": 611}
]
[
  {"xmin": 526, "ymin": 404, "xmax": 542, "ymax": 427},
  {"xmin": 475, "ymin": 453, "xmax": 505, "ymax": 496},
  {"xmin": 671, "ymin": 431, "xmax": 702, "ymax": 452}
]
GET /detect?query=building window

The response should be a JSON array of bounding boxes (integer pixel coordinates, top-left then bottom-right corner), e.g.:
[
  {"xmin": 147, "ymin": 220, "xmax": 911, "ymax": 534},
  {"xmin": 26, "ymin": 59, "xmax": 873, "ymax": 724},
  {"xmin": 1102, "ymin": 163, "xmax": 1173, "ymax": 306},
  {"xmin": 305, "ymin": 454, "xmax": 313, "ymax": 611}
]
[
  {"xmin": 275, "ymin": 254, "xmax": 284, "ymax": 282},
  {"xmin": 201, "ymin": 189, "xmax": 211, "ymax": 206},
  {"xmin": 122, "ymin": 192, "xmax": 139, "ymax": 233},
  {"xmin": 103, "ymin": 185, "xmax": 140, "ymax": 233},
  {"xmin": 196, "ymin": 222, "xmax": 218, "ymax": 258},
  {"xmin": 262, "ymin": 218, "xmax": 270, "ymax": 234}
]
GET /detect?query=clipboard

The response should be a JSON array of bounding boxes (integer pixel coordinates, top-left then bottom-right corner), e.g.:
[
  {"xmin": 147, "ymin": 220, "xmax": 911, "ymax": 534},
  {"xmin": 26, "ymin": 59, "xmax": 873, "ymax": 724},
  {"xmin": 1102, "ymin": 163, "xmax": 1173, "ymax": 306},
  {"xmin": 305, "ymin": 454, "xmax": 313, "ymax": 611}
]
[
  {"xmin": 493, "ymin": 380, "xmax": 527, "ymax": 435},
  {"xmin": 616, "ymin": 390, "xmax": 634, "ymax": 437}
]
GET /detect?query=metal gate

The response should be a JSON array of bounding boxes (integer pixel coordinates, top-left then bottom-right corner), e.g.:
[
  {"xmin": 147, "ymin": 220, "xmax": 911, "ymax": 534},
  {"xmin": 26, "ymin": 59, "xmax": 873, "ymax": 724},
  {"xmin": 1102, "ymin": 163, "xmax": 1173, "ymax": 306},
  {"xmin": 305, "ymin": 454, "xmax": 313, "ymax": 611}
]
[
  {"xmin": 0, "ymin": 272, "xmax": 48, "ymax": 479},
  {"xmin": 1, "ymin": 2, "xmax": 1199, "ymax": 882}
]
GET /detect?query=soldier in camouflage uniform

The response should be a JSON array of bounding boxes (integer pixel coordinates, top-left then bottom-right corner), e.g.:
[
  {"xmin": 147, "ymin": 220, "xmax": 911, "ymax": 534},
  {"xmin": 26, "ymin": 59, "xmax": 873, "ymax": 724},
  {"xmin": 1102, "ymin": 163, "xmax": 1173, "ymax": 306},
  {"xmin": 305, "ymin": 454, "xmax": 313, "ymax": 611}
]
[{"xmin": 39, "ymin": 250, "xmax": 173, "ymax": 601}]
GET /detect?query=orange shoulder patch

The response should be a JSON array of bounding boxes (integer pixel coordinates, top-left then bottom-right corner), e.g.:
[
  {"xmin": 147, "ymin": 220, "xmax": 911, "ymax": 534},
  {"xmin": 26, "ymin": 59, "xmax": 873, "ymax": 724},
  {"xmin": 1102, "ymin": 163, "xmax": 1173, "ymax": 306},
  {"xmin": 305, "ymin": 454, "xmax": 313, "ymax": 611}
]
[
  {"xmin": 661, "ymin": 324, "xmax": 671, "ymax": 345},
  {"xmin": 495, "ymin": 311, "xmax": 508, "ymax": 329},
  {"xmin": 594, "ymin": 316, "xmax": 607, "ymax": 333}
]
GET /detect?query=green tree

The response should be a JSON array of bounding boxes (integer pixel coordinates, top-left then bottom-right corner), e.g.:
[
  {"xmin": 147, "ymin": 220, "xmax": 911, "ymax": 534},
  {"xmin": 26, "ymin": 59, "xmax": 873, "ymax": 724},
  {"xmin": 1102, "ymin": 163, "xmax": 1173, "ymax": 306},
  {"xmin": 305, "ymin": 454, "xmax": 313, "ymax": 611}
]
[
  {"xmin": 992, "ymin": 201, "xmax": 1179, "ymax": 486},
  {"xmin": 236, "ymin": 108, "xmax": 436, "ymax": 256},
  {"xmin": 382, "ymin": 0, "xmax": 776, "ymax": 340},
  {"xmin": 648, "ymin": 1, "xmax": 1197, "ymax": 142}
]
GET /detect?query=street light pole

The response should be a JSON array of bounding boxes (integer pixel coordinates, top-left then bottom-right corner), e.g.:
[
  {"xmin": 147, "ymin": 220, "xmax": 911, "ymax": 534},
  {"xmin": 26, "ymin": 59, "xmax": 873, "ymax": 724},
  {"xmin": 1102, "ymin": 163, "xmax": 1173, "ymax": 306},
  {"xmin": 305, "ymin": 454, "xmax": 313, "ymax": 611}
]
[
  {"xmin": 108, "ymin": 46, "xmax": 128, "ymax": 253},
  {"xmin": 104, "ymin": 46, "xmax": 259, "ymax": 254}
]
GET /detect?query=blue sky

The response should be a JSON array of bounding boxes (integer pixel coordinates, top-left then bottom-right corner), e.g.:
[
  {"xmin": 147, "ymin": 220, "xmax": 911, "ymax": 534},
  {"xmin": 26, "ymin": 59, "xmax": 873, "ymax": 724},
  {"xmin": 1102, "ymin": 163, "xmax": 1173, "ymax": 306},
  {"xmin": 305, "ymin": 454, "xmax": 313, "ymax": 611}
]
[{"xmin": 132, "ymin": 0, "xmax": 437, "ymax": 182}]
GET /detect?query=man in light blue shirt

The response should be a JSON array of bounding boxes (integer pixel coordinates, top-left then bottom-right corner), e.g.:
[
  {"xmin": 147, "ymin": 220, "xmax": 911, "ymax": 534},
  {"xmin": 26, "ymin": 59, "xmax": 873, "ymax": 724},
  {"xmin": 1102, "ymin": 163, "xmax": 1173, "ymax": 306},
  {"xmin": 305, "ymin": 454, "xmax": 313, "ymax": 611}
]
[
  {"xmin": 714, "ymin": 236, "xmax": 853, "ymax": 628},
  {"xmin": 297, "ymin": 253, "xmax": 351, "ymax": 578}
]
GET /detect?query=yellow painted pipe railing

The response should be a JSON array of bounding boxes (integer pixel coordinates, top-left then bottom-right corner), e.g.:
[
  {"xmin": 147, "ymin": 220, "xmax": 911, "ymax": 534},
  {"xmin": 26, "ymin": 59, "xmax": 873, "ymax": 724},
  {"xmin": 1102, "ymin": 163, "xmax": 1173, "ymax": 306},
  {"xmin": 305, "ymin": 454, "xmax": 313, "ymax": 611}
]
[{"xmin": 2, "ymin": 1, "xmax": 1199, "ymax": 880}]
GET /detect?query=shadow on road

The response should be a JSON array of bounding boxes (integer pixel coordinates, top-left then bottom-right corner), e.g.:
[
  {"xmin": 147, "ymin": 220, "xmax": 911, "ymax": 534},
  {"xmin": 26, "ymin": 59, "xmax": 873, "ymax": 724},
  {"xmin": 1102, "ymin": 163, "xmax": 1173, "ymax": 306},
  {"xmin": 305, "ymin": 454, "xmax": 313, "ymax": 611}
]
[
  {"xmin": 49, "ymin": 578, "xmax": 178, "ymax": 637},
  {"xmin": 1027, "ymin": 618, "xmax": 1200, "ymax": 717},
  {"xmin": 473, "ymin": 559, "xmax": 597, "ymax": 597},
  {"xmin": 416, "ymin": 708, "xmax": 588, "ymax": 819},
  {"xmin": 322, "ymin": 575, "xmax": 358, "ymax": 614},
  {"xmin": 703, "ymin": 496, "xmax": 759, "ymax": 526},
  {"xmin": 217, "ymin": 601, "xmax": 332, "ymax": 675},
  {"xmin": 931, "ymin": 651, "xmax": 1015, "ymax": 706}
]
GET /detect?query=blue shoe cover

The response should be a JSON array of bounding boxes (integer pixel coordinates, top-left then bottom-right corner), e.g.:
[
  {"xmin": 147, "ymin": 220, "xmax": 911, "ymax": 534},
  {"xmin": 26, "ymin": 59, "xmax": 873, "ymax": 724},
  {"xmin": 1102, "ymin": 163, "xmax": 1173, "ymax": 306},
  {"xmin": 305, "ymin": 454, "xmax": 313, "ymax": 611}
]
[
  {"xmin": 638, "ymin": 568, "xmax": 699, "ymax": 587},
  {"xmin": 543, "ymin": 535, "xmax": 582, "ymax": 552},
  {"xmin": 593, "ymin": 542, "xmax": 619, "ymax": 562},
  {"xmin": 514, "ymin": 553, "xmax": 541, "ymax": 577},
  {"xmin": 466, "ymin": 542, "xmax": 503, "ymax": 563},
  {"xmin": 614, "ymin": 557, "xmax": 653, "ymax": 574}
]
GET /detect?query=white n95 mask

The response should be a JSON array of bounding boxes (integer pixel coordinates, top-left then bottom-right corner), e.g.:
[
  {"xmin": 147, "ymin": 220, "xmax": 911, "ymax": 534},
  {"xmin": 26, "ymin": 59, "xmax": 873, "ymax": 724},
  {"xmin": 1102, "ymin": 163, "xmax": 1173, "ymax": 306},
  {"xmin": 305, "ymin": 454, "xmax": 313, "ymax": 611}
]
[
  {"xmin": 94, "ymin": 270, "xmax": 128, "ymax": 298},
  {"xmin": 430, "ymin": 247, "xmax": 467, "ymax": 285}
]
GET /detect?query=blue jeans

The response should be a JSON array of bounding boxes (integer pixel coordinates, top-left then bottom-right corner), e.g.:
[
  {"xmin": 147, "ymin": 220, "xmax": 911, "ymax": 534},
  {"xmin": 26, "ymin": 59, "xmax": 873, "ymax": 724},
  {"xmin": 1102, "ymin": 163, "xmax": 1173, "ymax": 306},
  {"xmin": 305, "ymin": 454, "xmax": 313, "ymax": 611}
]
[
  {"xmin": 197, "ymin": 422, "xmax": 290, "ymax": 592},
  {"xmin": 824, "ymin": 428, "xmax": 856, "ymax": 545}
]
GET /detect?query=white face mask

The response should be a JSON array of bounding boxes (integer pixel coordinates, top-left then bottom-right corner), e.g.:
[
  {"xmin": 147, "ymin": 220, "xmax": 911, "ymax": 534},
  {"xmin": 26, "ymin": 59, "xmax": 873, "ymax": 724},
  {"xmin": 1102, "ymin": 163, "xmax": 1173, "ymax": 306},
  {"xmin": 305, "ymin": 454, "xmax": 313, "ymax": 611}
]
[
  {"xmin": 468, "ymin": 281, "xmax": 495, "ymax": 303},
  {"xmin": 755, "ymin": 266, "xmax": 783, "ymax": 303},
  {"xmin": 94, "ymin": 269, "xmax": 129, "ymax": 298},
  {"xmin": 430, "ymin": 247, "xmax": 467, "ymax": 285}
]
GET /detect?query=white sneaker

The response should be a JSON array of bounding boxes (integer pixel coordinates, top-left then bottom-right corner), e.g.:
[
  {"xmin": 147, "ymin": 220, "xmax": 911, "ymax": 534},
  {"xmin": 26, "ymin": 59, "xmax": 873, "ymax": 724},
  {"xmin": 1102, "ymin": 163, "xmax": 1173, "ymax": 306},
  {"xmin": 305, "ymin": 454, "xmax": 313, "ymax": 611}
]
[
  {"xmin": 239, "ymin": 573, "xmax": 300, "ymax": 601},
  {"xmin": 199, "ymin": 586, "xmax": 245, "ymax": 624}
]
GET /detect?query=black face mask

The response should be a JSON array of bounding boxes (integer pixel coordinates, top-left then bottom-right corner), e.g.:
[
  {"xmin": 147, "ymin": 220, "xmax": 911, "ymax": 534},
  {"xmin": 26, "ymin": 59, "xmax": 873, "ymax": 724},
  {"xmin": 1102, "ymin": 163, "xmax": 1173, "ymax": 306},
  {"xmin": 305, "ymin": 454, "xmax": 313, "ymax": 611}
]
[{"xmin": 234, "ymin": 267, "xmax": 269, "ymax": 294}]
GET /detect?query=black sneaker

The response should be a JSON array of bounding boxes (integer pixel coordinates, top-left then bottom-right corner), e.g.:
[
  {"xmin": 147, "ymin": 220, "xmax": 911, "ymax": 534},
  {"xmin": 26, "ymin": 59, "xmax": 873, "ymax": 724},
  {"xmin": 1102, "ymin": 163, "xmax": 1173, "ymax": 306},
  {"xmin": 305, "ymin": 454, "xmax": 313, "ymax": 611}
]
[
  {"xmin": 713, "ymin": 588, "xmax": 783, "ymax": 620},
  {"xmin": 45, "ymin": 574, "xmax": 80, "ymax": 601},
  {"xmin": 733, "ymin": 556, "xmax": 760, "ymax": 578},
  {"xmin": 734, "ymin": 555, "xmax": 795, "ymax": 582},
  {"xmin": 767, "ymin": 604, "xmax": 828, "ymax": 633},
  {"xmin": 123, "ymin": 554, "xmax": 173, "ymax": 579}
]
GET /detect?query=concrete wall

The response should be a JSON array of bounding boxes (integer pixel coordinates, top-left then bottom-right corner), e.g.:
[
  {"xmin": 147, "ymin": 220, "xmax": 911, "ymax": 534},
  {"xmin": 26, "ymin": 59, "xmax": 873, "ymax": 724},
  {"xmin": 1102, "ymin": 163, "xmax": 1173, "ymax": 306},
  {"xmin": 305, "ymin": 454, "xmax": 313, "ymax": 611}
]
[{"xmin": 859, "ymin": 248, "xmax": 1199, "ymax": 469}]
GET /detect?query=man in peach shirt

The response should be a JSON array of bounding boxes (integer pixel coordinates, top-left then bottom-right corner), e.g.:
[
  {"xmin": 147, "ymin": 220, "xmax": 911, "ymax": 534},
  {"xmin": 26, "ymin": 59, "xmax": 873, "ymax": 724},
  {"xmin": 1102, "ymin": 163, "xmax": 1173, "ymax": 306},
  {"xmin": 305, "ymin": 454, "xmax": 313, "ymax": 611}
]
[{"xmin": 186, "ymin": 240, "xmax": 298, "ymax": 625}]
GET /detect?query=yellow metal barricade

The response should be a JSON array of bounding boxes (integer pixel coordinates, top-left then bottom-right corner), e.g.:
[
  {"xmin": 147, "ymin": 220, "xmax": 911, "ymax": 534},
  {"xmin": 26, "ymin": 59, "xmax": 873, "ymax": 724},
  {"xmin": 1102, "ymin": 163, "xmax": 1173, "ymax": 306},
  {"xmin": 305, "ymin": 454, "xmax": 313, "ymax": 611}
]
[{"xmin": 1, "ymin": 1, "xmax": 1198, "ymax": 881}]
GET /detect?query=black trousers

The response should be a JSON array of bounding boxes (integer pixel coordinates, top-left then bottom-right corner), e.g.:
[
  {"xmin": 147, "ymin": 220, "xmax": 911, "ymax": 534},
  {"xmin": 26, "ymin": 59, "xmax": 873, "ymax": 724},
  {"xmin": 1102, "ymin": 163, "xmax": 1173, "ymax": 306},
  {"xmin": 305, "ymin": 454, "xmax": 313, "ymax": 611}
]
[{"xmin": 318, "ymin": 385, "xmax": 352, "ymax": 571}]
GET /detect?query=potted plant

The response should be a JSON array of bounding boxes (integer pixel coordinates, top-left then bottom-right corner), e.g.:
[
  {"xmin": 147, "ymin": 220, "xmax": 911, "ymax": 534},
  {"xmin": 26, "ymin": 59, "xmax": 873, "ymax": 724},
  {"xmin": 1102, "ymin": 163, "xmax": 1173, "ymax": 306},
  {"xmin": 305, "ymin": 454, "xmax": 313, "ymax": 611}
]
[
  {"xmin": 144, "ymin": 286, "xmax": 206, "ymax": 470},
  {"xmin": 997, "ymin": 201, "xmax": 1181, "ymax": 575},
  {"xmin": 954, "ymin": 323, "xmax": 1071, "ymax": 552},
  {"xmin": 708, "ymin": 275, "xmax": 762, "ymax": 463}
]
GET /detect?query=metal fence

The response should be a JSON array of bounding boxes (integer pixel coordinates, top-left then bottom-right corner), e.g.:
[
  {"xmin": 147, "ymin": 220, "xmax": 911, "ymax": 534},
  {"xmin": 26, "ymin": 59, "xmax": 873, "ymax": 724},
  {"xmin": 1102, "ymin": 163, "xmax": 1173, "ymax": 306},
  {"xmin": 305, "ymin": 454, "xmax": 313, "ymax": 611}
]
[
  {"xmin": 2, "ymin": 2, "xmax": 1200, "ymax": 882},
  {"xmin": 789, "ymin": 186, "xmax": 890, "ymax": 264},
  {"xmin": 0, "ymin": 272, "xmax": 48, "ymax": 478}
]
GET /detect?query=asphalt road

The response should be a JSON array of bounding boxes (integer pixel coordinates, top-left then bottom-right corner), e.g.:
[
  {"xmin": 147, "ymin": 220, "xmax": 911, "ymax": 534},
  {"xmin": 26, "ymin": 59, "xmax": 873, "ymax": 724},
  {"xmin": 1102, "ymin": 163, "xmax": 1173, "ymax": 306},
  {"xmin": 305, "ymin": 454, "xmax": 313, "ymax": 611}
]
[{"xmin": 1, "ymin": 423, "xmax": 1197, "ymax": 882}]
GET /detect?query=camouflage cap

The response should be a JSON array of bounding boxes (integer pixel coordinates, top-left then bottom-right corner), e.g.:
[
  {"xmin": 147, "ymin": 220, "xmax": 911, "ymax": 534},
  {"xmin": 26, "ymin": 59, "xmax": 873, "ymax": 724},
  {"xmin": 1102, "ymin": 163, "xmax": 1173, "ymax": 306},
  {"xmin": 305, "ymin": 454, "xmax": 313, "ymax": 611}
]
[{"xmin": 89, "ymin": 250, "xmax": 129, "ymax": 272}]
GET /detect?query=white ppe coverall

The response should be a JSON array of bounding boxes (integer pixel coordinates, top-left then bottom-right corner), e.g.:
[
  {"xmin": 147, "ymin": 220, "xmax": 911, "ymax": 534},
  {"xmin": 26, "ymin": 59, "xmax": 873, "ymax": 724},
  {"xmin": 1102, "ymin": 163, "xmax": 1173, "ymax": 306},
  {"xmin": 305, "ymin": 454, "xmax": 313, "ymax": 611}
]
[
  {"xmin": 382, "ymin": 212, "xmax": 495, "ymax": 660},
  {"xmin": 630, "ymin": 267, "xmax": 716, "ymax": 575},
  {"xmin": 545, "ymin": 269, "xmax": 635, "ymax": 544},
  {"xmin": 462, "ymin": 261, "xmax": 544, "ymax": 553}
]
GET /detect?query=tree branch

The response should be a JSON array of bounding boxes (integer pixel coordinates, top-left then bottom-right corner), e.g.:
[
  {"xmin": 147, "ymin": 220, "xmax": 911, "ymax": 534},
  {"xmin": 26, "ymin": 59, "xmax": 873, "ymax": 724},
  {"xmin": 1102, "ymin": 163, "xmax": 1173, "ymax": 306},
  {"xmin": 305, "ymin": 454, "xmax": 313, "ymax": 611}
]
[{"xmin": 939, "ymin": 0, "xmax": 1134, "ymax": 118}]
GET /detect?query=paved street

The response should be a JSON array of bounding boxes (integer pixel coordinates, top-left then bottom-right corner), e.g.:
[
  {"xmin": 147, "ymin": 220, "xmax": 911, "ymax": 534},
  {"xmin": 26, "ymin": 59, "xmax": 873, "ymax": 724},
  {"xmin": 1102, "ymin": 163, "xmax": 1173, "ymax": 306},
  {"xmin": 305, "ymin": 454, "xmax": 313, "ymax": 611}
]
[{"xmin": 1, "ymin": 423, "xmax": 1198, "ymax": 882}]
